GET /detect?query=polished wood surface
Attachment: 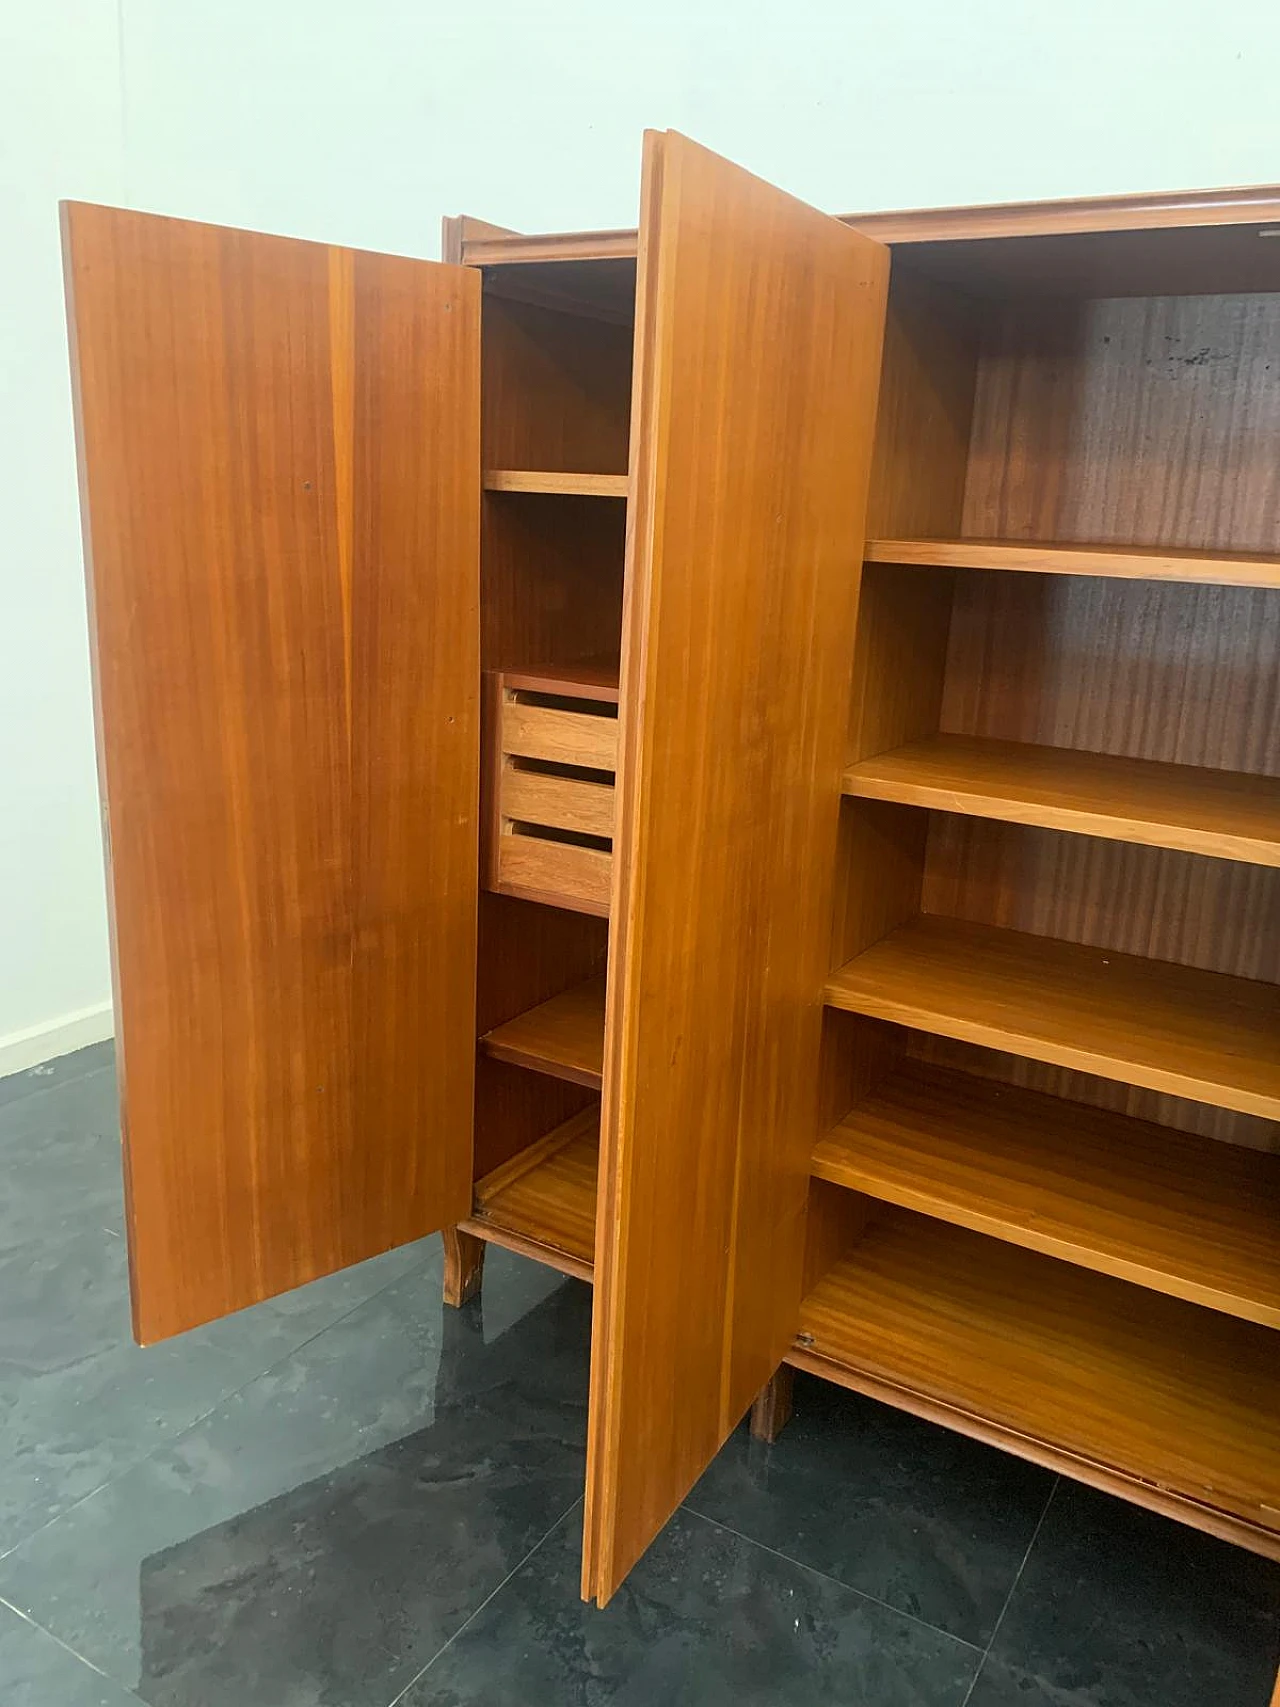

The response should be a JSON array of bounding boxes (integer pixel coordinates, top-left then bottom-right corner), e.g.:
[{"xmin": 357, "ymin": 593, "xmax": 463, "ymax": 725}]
[
  {"xmin": 442, "ymin": 1226, "xmax": 485, "ymax": 1306},
  {"xmin": 935, "ymin": 559, "xmax": 1279, "ymax": 1152},
  {"xmin": 940, "ymin": 579, "xmax": 1280, "ymax": 803},
  {"xmin": 502, "ymin": 695, "xmax": 619, "ymax": 769},
  {"xmin": 441, "ymin": 214, "xmax": 516, "ymax": 265},
  {"xmin": 868, "ymin": 537, "xmax": 1280, "ymax": 587},
  {"xmin": 921, "ymin": 819, "xmax": 1279, "ymax": 987},
  {"xmin": 823, "ymin": 266, "xmax": 982, "ymax": 1129},
  {"xmin": 481, "ymin": 288, "xmax": 632, "ymax": 476},
  {"xmin": 472, "ymin": 388, "xmax": 621, "ymax": 1181},
  {"xmin": 64, "ymin": 203, "xmax": 481, "ymax": 1344},
  {"xmin": 846, "ymin": 568, "xmax": 955, "ymax": 765},
  {"xmin": 962, "ymin": 294, "xmax": 1280, "ymax": 555},
  {"xmin": 497, "ymin": 836, "xmax": 612, "ymax": 916},
  {"xmin": 796, "ymin": 1209, "xmax": 1280, "ymax": 1551},
  {"xmin": 855, "ymin": 283, "xmax": 1280, "ymax": 1157},
  {"xmin": 458, "ymin": 183, "xmax": 1280, "ymax": 264},
  {"xmin": 749, "ymin": 1367, "xmax": 795, "ymax": 1443},
  {"xmin": 502, "ymin": 658, "xmax": 621, "ymax": 701},
  {"xmin": 827, "ymin": 915, "xmax": 1280, "ymax": 1120},
  {"xmin": 803, "ymin": 1177, "xmax": 876, "ymax": 1295},
  {"xmin": 471, "ymin": 897, "xmax": 604, "ymax": 1183},
  {"xmin": 502, "ymin": 769, "xmax": 615, "ymax": 839},
  {"xmin": 481, "ymin": 977, "xmax": 606, "ymax": 1088},
  {"xmin": 584, "ymin": 131, "xmax": 890, "ymax": 1605},
  {"xmin": 894, "ymin": 226, "xmax": 1280, "ymax": 298},
  {"xmin": 465, "ymin": 229, "xmax": 642, "ymax": 265},
  {"xmin": 481, "ymin": 495, "xmax": 625, "ymax": 683},
  {"xmin": 847, "ymin": 183, "xmax": 1280, "ymax": 241},
  {"xmin": 457, "ymin": 176, "xmax": 1280, "ymax": 1593},
  {"xmin": 914, "ymin": 1036, "xmax": 1280, "ymax": 1156},
  {"xmin": 483, "ymin": 668, "xmax": 619, "ymax": 915},
  {"xmin": 844, "ymin": 734, "xmax": 1280, "ymax": 865},
  {"xmin": 469, "ymin": 1106, "xmax": 599, "ymax": 1272},
  {"xmin": 484, "ymin": 471, "xmax": 630, "ymax": 496},
  {"xmin": 483, "ymin": 258, "xmax": 638, "ymax": 326},
  {"xmin": 920, "ymin": 812, "xmax": 1280, "ymax": 1151},
  {"xmin": 814, "ymin": 1061, "xmax": 1280, "ymax": 1327},
  {"xmin": 864, "ymin": 273, "xmax": 980, "ymax": 544}
]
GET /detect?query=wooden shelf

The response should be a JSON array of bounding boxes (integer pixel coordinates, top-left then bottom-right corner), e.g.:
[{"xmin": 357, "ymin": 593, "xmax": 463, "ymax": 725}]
[
  {"xmin": 480, "ymin": 977, "xmax": 606, "ymax": 1088},
  {"xmin": 824, "ymin": 915, "xmax": 1280, "ymax": 1120},
  {"xmin": 483, "ymin": 470, "xmax": 629, "ymax": 498},
  {"xmin": 501, "ymin": 658, "xmax": 621, "ymax": 703},
  {"xmin": 793, "ymin": 1209, "xmax": 1280, "ymax": 1554},
  {"xmin": 814, "ymin": 1060, "xmax": 1280, "ymax": 1327},
  {"xmin": 466, "ymin": 1107, "xmax": 598, "ymax": 1277},
  {"xmin": 842, "ymin": 734, "xmax": 1280, "ymax": 867},
  {"xmin": 866, "ymin": 537, "xmax": 1280, "ymax": 588}
]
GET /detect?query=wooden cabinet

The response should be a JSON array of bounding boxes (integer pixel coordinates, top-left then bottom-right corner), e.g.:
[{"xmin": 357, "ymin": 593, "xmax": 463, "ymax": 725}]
[{"xmin": 63, "ymin": 141, "xmax": 1280, "ymax": 1609}]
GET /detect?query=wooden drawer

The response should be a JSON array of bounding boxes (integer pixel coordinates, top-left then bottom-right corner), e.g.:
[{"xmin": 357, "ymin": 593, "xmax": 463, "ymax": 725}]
[{"xmin": 483, "ymin": 664, "xmax": 619, "ymax": 916}]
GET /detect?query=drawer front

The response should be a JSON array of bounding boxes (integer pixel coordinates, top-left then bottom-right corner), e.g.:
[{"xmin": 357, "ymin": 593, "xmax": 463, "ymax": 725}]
[
  {"xmin": 498, "ymin": 835, "xmax": 613, "ymax": 915},
  {"xmin": 503, "ymin": 768, "xmax": 616, "ymax": 839},
  {"xmin": 485, "ymin": 672, "xmax": 618, "ymax": 916},
  {"xmin": 502, "ymin": 699, "xmax": 620, "ymax": 771}
]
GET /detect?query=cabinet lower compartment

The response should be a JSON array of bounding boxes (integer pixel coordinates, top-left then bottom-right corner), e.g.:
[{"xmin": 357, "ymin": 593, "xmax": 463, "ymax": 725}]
[
  {"xmin": 792, "ymin": 1207, "xmax": 1280, "ymax": 1559},
  {"xmin": 462, "ymin": 1106, "xmax": 599, "ymax": 1279},
  {"xmin": 454, "ymin": 1076, "xmax": 1280, "ymax": 1561}
]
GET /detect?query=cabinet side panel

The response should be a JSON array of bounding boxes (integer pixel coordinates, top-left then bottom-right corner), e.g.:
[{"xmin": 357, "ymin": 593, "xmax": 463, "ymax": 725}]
[
  {"xmin": 62, "ymin": 204, "xmax": 480, "ymax": 1340},
  {"xmin": 584, "ymin": 133, "xmax": 890, "ymax": 1601}
]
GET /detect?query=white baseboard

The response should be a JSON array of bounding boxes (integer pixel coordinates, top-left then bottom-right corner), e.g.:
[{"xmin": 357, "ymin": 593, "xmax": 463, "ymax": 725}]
[{"xmin": 0, "ymin": 1002, "xmax": 115, "ymax": 1081}]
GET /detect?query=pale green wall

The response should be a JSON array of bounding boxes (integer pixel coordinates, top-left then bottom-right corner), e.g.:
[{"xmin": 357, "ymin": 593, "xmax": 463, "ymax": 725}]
[{"xmin": 1, "ymin": 0, "xmax": 1276, "ymax": 1063}]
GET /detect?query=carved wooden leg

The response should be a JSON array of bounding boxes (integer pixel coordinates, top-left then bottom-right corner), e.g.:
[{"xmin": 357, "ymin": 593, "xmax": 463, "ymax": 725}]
[
  {"xmin": 749, "ymin": 1365, "xmax": 794, "ymax": 1443},
  {"xmin": 442, "ymin": 1226, "xmax": 485, "ymax": 1307}
]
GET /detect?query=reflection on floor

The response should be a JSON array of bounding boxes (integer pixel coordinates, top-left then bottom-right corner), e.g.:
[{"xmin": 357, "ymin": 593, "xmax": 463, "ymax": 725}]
[{"xmin": 0, "ymin": 1043, "xmax": 1277, "ymax": 1706}]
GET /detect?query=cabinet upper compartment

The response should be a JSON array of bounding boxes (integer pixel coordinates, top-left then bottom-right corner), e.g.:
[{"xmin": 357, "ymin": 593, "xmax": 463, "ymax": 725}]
[
  {"xmin": 474, "ymin": 258, "xmax": 635, "ymax": 919},
  {"xmin": 480, "ymin": 259, "xmax": 637, "ymax": 481}
]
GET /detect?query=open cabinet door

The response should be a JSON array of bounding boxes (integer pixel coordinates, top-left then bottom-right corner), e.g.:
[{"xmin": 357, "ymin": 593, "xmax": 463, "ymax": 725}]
[
  {"xmin": 62, "ymin": 204, "xmax": 480, "ymax": 1343},
  {"xmin": 583, "ymin": 135, "xmax": 890, "ymax": 1602}
]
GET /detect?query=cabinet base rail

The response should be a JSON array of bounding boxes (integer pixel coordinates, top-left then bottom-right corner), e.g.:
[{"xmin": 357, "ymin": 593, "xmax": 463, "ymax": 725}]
[{"xmin": 786, "ymin": 1344, "xmax": 1280, "ymax": 1564}]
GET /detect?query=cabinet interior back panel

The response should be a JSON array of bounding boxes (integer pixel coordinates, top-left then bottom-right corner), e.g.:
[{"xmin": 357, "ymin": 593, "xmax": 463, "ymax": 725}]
[
  {"xmin": 940, "ymin": 574, "xmax": 1280, "ymax": 774},
  {"xmin": 481, "ymin": 492, "xmax": 626, "ymax": 675},
  {"xmin": 481, "ymin": 294, "xmax": 634, "ymax": 474},
  {"xmin": 918, "ymin": 789, "xmax": 1280, "ymax": 1153},
  {"xmin": 962, "ymin": 293, "xmax": 1280, "ymax": 553}
]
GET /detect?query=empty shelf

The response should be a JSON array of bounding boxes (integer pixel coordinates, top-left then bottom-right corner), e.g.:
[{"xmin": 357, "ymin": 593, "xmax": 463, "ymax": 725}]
[
  {"xmin": 814, "ymin": 1060, "xmax": 1280, "ymax": 1327},
  {"xmin": 793, "ymin": 1210, "xmax": 1280, "ymax": 1552},
  {"xmin": 824, "ymin": 915, "xmax": 1280, "ymax": 1120},
  {"xmin": 843, "ymin": 734, "xmax": 1280, "ymax": 867},
  {"xmin": 481, "ymin": 978, "xmax": 607, "ymax": 1088},
  {"xmin": 483, "ymin": 470, "xmax": 629, "ymax": 497},
  {"xmin": 501, "ymin": 658, "xmax": 621, "ymax": 703},
  {"xmin": 866, "ymin": 537, "xmax": 1280, "ymax": 588},
  {"xmin": 467, "ymin": 1106, "xmax": 599, "ymax": 1276}
]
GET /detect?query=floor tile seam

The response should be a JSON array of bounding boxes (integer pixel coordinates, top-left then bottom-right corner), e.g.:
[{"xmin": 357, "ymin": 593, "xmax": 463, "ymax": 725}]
[
  {"xmin": 957, "ymin": 1475, "xmax": 1060, "ymax": 1707},
  {"xmin": 0, "ymin": 1247, "xmax": 444, "ymax": 1563},
  {"xmin": 680, "ymin": 1504, "xmax": 985, "ymax": 1654},
  {"xmin": 382, "ymin": 1496, "xmax": 586, "ymax": 1707},
  {"xmin": 0, "ymin": 1591, "xmax": 146, "ymax": 1702}
]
